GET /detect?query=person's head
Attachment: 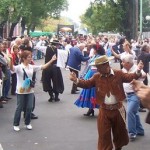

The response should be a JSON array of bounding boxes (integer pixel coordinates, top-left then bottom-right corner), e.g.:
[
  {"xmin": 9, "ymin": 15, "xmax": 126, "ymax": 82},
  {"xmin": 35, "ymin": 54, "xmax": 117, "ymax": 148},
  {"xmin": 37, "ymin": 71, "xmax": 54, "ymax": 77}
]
[
  {"xmin": 50, "ymin": 40, "xmax": 62, "ymax": 49},
  {"xmin": 92, "ymin": 44, "xmax": 105, "ymax": 55},
  {"xmin": 13, "ymin": 45, "xmax": 19, "ymax": 54},
  {"xmin": 123, "ymin": 40, "xmax": 131, "ymax": 52},
  {"xmin": 121, "ymin": 54, "xmax": 134, "ymax": 71},
  {"xmin": 93, "ymin": 55, "xmax": 111, "ymax": 75},
  {"xmin": 141, "ymin": 44, "xmax": 150, "ymax": 53},
  {"xmin": 103, "ymin": 37, "xmax": 108, "ymax": 43},
  {"xmin": 20, "ymin": 50, "xmax": 32, "ymax": 63},
  {"xmin": 23, "ymin": 38, "xmax": 30, "ymax": 46},
  {"xmin": 78, "ymin": 43, "xmax": 85, "ymax": 51},
  {"xmin": 144, "ymin": 38, "xmax": 149, "ymax": 44},
  {"xmin": 15, "ymin": 37, "xmax": 22, "ymax": 46},
  {"xmin": 0, "ymin": 43, "xmax": 2, "ymax": 51}
]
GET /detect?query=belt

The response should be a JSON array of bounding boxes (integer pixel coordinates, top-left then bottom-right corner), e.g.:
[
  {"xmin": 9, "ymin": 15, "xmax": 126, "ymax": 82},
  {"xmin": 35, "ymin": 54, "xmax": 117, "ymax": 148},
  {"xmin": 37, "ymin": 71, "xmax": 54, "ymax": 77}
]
[
  {"xmin": 101, "ymin": 103, "xmax": 122, "ymax": 110},
  {"xmin": 126, "ymin": 92, "xmax": 135, "ymax": 95}
]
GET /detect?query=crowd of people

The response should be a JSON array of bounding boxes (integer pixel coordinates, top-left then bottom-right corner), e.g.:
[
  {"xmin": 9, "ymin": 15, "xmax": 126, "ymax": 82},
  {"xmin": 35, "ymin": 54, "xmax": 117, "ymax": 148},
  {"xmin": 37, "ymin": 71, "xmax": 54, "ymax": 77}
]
[{"xmin": 0, "ymin": 33, "xmax": 150, "ymax": 150}]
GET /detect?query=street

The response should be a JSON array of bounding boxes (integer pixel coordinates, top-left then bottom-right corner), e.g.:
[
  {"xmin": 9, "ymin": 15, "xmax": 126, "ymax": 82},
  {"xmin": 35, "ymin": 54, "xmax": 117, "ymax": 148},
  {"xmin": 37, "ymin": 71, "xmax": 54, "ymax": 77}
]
[{"xmin": 0, "ymin": 59, "xmax": 149, "ymax": 150}]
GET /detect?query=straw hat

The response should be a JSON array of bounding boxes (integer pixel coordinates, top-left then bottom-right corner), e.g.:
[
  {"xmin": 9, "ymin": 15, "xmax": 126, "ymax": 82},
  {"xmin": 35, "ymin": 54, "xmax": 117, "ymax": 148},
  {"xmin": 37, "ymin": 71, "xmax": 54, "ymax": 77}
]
[
  {"xmin": 90, "ymin": 55, "xmax": 114, "ymax": 66},
  {"xmin": 50, "ymin": 40, "xmax": 62, "ymax": 45}
]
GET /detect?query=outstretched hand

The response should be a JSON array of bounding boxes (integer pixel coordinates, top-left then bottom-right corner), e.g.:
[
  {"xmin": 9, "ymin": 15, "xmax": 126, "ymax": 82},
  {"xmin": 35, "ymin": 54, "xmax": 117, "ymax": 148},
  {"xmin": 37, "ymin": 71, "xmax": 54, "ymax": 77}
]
[
  {"xmin": 131, "ymin": 79, "xmax": 144, "ymax": 92},
  {"xmin": 51, "ymin": 54, "xmax": 57, "ymax": 61},
  {"xmin": 69, "ymin": 72, "xmax": 77, "ymax": 82},
  {"xmin": 131, "ymin": 79, "xmax": 150, "ymax": 109}
]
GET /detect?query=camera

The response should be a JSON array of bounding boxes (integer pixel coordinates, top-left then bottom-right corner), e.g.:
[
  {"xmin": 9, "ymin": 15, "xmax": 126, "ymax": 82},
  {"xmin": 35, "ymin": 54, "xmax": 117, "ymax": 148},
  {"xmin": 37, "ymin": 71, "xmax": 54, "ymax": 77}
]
[{"xmin": 30, "ymin": 80, "xmax": 36, "ymax": 88}]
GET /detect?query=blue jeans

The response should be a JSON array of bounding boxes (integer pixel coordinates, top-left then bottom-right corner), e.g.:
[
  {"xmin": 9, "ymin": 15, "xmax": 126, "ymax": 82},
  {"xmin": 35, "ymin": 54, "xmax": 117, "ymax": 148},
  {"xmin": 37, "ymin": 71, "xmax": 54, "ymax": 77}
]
[
  {"xmin": 2, "ymin": 69, "xmax": 11, "ymax": 97},
  {"xmin": 13, "ymin": 93, "xmax": 34, "ymax": 126},
  {"xmin": 127, "ymin": 93, "xmax": 144, "ymax": 135}
]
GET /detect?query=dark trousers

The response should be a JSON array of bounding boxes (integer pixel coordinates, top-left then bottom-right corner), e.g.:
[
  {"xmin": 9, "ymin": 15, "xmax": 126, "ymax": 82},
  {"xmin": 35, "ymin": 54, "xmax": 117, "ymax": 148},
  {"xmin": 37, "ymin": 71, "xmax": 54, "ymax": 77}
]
[
  {"xmin": 11, "ymin": 73, "xmax": 17, "ymax": 94},
  {"xmin": 69, "ymin": 68, "xmax": 78, "ymax": 92}
]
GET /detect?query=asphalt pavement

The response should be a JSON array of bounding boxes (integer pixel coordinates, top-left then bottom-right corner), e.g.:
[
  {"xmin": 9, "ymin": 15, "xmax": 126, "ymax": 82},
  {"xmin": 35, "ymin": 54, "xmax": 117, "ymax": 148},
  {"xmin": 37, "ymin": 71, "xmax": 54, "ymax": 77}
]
[{"xmin": 0, "ymin": 59, "xmax": 149, "ymax": 150}]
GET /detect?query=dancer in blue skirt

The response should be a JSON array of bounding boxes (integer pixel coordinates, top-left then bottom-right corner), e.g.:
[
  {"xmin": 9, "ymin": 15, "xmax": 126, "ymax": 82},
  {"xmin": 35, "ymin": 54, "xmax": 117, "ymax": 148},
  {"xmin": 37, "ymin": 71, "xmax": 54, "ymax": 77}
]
[{"xmin": 74, "ymin": 44, "xmax": 105, "ymax": 116}]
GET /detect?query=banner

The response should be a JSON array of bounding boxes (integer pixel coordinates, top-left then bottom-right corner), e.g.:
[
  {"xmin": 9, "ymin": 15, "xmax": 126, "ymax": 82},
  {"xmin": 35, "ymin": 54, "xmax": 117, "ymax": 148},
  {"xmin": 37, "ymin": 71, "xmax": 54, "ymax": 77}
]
[{"xmin": 57, "ymin": 24, "xmax": 74, "ymax": 37}]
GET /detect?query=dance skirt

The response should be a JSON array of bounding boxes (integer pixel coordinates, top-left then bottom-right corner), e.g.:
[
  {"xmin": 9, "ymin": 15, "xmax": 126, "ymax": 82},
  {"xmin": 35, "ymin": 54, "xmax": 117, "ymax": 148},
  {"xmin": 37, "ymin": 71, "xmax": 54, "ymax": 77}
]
[{"xmin": 74, "ymin": 69, "xmax": 99, "ymax": 109}]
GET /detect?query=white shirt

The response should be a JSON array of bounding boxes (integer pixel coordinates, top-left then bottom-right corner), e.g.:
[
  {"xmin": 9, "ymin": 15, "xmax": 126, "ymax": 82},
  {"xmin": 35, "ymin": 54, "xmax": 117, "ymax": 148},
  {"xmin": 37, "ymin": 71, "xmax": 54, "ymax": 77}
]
[
  {"xmin": 57, "ymin": 49, "xmax": 68, "ymax": 68},
  {"xmin": 120, "ymin": 51, "xmax": 136, "ymax": 60},
  {"xmin": 104, "ymin": 69, "xmax": 117, "ymax": 104},
  {"xmin": 105, "ymin": 94, "xmax": 118, "ymax": 105},
  {"xmin": 122, "ymin": 64, "xmax": 145, "ymax": 93},
  {"xmin": 65, "ymin": 44, "xmax": 72, "ymax": 52},
  {"xmin": 13, "ymin": 63, "xmax": 42, "ymax": 94}
]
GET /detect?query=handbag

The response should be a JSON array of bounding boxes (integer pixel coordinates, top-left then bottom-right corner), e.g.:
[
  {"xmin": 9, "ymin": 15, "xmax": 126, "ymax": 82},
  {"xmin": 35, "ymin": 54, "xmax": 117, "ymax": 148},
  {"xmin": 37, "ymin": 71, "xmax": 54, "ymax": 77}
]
[{"xmin": 23, "ymin": 68, "xmax": 36, "ymax": 88}]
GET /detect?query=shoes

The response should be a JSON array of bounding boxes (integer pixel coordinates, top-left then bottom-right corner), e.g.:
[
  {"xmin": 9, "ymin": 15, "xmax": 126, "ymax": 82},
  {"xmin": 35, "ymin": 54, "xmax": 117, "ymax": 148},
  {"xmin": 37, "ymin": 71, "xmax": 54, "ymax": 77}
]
[
  {"xmin": 0, "ymin": 104, "xmax": 3, "ymax": 108},
  {"xmin": 1, "ymin": 100, "xmax": 7, "ymax": 104},
  {"xmin": 129, "ymin": 134, "xmax": 136, "ymax": 141},
  {"xmin": 115, "ymin": 148, "xmax": 122, "ymax": 150},
  {"xmin": 48, "ymin": 96, "xmax": 54, "ymax": 102},
  {"xmin": 76, "ymin": 88, "xmax": 80, "ymax": 91},
  {"xmin": 137, "ymin": 133, "xmax": 144, "ymax": 136},
  {"xmin": 139, "ymin": 108, "xmax": 146, "ymax": 112},
  {"xmin": 55, "ymin": 98, "xmax": 60, "ymax": 102},
  {"xmin": 1, "ymin": 97, "xmax": 9, "ymax": 102},
  {"xmin": 71, "ymin": 91, "xmax": 78, "ymax": 94},
  {"xmin": 84, "ymin": 109, "xmax": 94, "ymax": 116},
  {"xmin": 31, "ymin": 113, "xmax": 38, "ymax": 119},
  {"xmin": 13, "ymin": 126, "xmax": 20, "ymax": 131},
  {"xmin": 11, "ymin": 93, "xmax": 16, "ymax": 96},
  {"xmin": 5, "ymin": 97, "xmax": 12, "ymax": 99},
  {"xmin": 26, "ymin": 124, "xmax": 32, "ymax": 130}
]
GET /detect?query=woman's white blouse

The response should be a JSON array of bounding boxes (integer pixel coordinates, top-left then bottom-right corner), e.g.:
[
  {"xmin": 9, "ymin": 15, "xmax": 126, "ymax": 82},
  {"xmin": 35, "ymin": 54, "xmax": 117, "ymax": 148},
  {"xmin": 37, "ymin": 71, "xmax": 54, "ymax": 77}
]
[{"xmin": 13, "ymin": 63, "xmax": 42, "ymax": 94}]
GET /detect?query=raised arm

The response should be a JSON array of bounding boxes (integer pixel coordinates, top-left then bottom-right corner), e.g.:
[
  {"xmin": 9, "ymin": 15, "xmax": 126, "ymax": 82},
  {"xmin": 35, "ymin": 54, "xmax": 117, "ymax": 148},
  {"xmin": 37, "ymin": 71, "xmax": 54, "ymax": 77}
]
[{"xmin": 41, "ymin": 54, "xmax": 56, "ymax": 70}]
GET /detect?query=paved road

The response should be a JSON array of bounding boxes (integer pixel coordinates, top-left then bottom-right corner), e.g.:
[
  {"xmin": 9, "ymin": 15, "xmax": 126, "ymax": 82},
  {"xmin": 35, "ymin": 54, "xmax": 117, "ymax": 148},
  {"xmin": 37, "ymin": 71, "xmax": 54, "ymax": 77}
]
[{"xmin": 0, "ymin": 59, "xmax": 149, "ymax": 150}]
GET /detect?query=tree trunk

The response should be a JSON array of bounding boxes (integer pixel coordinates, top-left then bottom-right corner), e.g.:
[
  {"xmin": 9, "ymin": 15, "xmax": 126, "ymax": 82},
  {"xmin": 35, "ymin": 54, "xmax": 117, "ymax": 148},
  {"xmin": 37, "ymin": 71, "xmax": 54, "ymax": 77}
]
[
  {"xmin": 0, "ymin": 21, "xmax": 6, "ymax": 38},
  {"xmin": 0, "ymin": 26, "xmax": 4, "ymax": 38},
  {"xmin": 121, "ymin": 0, "xmax": 136, "ymax": 40},
  {"xmin": 27, "ymin": 24, "xmax": 31, "ymax": 35},
  {"xmin": 30, "ymin": 24, "xmax": 35, "ymax": 32},
  {"xmin": 21, "ymin": 17, "xmax": 26, "ymax": 36},
  {"xmin": 9, "ymin": 22, "xmax": 18, "ymax": 38}
]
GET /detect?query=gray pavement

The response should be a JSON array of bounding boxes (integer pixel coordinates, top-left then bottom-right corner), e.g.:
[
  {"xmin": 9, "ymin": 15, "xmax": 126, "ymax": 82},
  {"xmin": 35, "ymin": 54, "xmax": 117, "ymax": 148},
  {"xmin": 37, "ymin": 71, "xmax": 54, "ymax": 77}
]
[{"xmin": 0, "ymin": 59, "xmax": 150, "ymax": 150}]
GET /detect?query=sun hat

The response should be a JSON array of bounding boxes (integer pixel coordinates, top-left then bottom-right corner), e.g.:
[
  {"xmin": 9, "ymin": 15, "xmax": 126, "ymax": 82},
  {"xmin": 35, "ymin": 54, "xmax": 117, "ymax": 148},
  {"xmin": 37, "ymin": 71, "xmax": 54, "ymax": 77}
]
[{"xmin": 90, "ymin": 55, "xmax": 114, "ymax": 66}]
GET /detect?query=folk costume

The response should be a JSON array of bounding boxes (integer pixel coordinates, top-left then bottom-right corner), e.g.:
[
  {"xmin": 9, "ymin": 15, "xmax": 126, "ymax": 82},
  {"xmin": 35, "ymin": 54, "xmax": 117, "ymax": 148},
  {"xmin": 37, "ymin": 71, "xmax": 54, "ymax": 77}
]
[
  {"xmin": 74, "ymin": 55, "xmax": 142, "ymax": 150},
  {"xmin": 74, "ymin": 55, "xmax": 100, "ymax": 111},
  {"xmin": 42, "ymin": 43, "xmax": 64, "ymax": 102}
]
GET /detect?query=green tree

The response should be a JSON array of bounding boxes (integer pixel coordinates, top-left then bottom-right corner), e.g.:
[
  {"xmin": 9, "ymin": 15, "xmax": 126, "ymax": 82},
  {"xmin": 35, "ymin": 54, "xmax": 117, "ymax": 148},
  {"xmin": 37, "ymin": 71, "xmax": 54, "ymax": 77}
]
[
  {"xmin": 0, "ymin": 0, "xmax": 68, "ymax": 37},
  {"xmin": 81, "ymin": 0, "xmax": 150, "ymax": 39},
  {"xmin": 81, "ymin": 0, "xmax": 125, "ymax": 35}
]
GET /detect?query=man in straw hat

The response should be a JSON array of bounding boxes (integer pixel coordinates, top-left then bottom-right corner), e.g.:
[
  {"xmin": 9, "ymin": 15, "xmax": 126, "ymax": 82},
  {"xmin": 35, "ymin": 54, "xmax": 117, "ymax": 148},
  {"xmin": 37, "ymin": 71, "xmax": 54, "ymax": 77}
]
[{"xmin": 69, "ymin": 55, "xmax": 144, "ymax": 150}]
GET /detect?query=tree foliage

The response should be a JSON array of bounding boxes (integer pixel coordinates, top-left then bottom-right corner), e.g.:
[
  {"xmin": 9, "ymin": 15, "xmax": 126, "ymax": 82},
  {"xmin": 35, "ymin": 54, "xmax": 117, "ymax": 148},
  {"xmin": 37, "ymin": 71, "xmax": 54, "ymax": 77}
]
[
  {"xmin": 0, "ymin": 0, "xmax": 68, "ymax": 37},
  {"xmin": 81, "ymin": 0, "xmax": 150, "ymax": 39}
]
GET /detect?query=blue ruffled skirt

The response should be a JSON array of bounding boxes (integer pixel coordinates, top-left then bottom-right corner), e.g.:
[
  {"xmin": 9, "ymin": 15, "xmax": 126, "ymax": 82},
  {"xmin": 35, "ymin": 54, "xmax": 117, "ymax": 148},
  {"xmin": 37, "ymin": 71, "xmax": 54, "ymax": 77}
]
[{"xmin": 74, "ymin": 69, "xmax": 99, "ymax": 109}]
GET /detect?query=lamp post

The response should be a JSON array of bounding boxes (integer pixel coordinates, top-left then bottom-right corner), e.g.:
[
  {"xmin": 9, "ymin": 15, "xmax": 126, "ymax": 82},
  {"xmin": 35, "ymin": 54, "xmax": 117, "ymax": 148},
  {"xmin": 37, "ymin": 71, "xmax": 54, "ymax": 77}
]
[{"xmin": 139, "ymin": 0, "xmax": 143, "ymax": 39}]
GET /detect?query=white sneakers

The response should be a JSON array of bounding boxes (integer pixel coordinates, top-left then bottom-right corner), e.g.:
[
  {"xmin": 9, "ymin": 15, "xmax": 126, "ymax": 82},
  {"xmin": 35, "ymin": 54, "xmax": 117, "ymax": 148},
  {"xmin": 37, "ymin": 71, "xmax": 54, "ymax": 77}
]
[
  {"xmin": 13, "ymin": 124, "xmax": 32, "ymax": 131},
  {"xmin": 26, "ymin": 124, "xmax": 32, "ymax": 130},
  {"xmin": 13, "ymin": 126, "xmax": 20, "ymax": 131}
]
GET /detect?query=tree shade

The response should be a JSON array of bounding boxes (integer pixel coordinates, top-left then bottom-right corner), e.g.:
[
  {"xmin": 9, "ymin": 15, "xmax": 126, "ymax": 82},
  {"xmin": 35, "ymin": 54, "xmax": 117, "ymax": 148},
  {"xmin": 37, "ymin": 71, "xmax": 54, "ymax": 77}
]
[{"xmin": 29, "ymin": 31, "xmax": 53, "ymax": 37}]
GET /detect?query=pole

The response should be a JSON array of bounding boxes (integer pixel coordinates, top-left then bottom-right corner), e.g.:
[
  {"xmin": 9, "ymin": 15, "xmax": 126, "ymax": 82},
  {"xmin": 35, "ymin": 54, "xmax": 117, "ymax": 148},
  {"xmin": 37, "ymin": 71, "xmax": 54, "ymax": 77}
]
[{"xmin": 140, "ymin": 0, "xmax": 143, "ymax": 39}]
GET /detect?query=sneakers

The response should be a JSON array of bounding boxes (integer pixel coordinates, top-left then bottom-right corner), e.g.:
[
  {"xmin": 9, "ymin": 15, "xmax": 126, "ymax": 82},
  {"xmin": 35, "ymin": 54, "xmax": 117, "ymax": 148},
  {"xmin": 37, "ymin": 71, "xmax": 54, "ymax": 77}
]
[
  {"xmin": 13, "ymin": 126, "xmax": 20, "ymax": 131},
  {"xmin": 26, "ymin": 124, "xmax": 32, "ymax": 130},
  {"xmin": 13, "ymin": 124, "xmax": 32, "ymax": 131},
  {"xmin": 129, "ymin": 134, "xmax": 136, "ymax": 141}
]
